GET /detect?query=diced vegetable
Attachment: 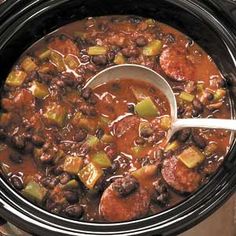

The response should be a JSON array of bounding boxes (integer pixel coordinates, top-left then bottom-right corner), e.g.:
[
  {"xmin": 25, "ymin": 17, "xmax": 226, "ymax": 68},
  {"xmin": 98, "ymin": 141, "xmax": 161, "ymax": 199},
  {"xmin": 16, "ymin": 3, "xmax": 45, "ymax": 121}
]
[
  {"xmin": 91, "ymin": 151, "xmax": 112, "ymax": 168},
  {"xmin": 145, "ymin": 19, "xmax": 156, "ymax": 26},
  {"xmin": 85, "ymin": 135, "xmax": 99, "ymax": 148},
  {"xmin": 139, "ymin": 121, "xmax": 153, "ymax": 137},
  {"xmin": 63, "ymin": 179, "xmax": 79, "ymax": 190},
  {"xmin": 87, "ymin": 46, "xmax": 107, "ymax": 55},
  {"xmin": 6, "ymin": 70, "xmax": 27, "ymax": 87},
  {"xmin": 135, "ymin": 97, "xmax": 158, "ymax": 117},
  {"xmin": 63, "ymin": 156, "xmax": 83, "ymax": 174},
  {"xmin": 43, "ymin": 103, "xmax": 67, "ymax": 127},
  {"xmin": 132, "ymin": 165, "xmax": 157, "ymax": 180},
  {"xmin": 37, "ymin": 49, "xmax": 51, "ymax": 61},
  {"xmin": 38, "ymin": 62, "xmax": 55, "ymax": 74},
  {"xmin": 164, "ymin": 140, "xmax": 180, "ymax": 152},
  {"xmin": 204, "ymin": 142, "xmax": 218, "ymax": 156},
  {"xmin": 131, "ymin": 87, "xmax": 147, "ymax": 101},
  {"xmin": 21, "ymin": 57, "xmax": 37, "ymax": 72},
  {"xmin": 64, "ymin": 54, "xmax": 79, "ymax": 69},
  {"xmin": 131, "ymin": 146, "xmax": 143, "ymax": 156},
  {"xmin": 179, "ymin": 91, "xmax": 195, "ymax": 102},
  {"xmin": 214, "ymin": 89, "xmax": 226, "ymax": 101},
  {"xmin": 143, "ymin": 40, "xmax": 162, "ymax": 56},
  {"xmin": 101, "ymin": 134, "xmax": 114, "ymax": 143},
  {"xmin": 50, "ymin": 50, "xmax": 66, "ymax": 72},
  {"xmin": 114, "ymin": 53, "xmax": 126, "ymax": 64},
  {"xmin": 197, "ymin": 83, "xmax": 204, "ymax": 93},
  {"xmin": 178, "ymin": 146, "xmax": 205, "ymax": 168},
  {"xmin": 99, "ymin": 116, "xmax": 111, "ymax": 125},
  {"xmin": 22, "ymin": 180, "xmax": 47, "ymax": 203},
  {"xmin": 78, "ymin": 163, "xmax": 103, "ymax": 189},
  {"xmin": 160, "ymin": 116, "xmax": 171, "ymax": 130},
  {"xmin": 30, "ymin": 81, "xmax": 49, "ymax": 99}
]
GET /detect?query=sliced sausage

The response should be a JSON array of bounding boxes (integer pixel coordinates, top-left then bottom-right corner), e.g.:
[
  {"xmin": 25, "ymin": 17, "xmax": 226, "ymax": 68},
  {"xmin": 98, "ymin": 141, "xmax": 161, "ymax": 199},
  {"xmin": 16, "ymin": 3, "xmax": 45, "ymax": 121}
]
[
  {"xmin": 113, "ymin": 115, "xmax": 139, "ymax": 138},
  {"xmin": 159, "ymin": 46, "xmax": 194, "ymax": 81},
  {"xmin": 161, "ymin": 156, "xmax": 201, "ymax": 193},
  {"xmin": 99, "ymin": 182, "xmax": 150, "ymax": 222}
]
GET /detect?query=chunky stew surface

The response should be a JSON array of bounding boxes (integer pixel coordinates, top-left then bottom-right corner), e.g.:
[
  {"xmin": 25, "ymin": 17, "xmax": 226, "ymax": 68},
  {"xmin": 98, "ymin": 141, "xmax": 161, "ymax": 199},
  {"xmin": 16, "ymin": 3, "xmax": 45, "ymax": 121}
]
[{"xmin": 0, "ymin": 16, "xmax": 232, "ymax": 222}]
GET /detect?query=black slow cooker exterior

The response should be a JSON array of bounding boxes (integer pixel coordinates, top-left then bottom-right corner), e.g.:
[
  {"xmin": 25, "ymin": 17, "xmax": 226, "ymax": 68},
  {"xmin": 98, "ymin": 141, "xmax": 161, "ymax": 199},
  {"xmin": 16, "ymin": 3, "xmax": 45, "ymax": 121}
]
[{"xmin": 0, "ymin": 0, "xmax": 236, "ymax": 235}]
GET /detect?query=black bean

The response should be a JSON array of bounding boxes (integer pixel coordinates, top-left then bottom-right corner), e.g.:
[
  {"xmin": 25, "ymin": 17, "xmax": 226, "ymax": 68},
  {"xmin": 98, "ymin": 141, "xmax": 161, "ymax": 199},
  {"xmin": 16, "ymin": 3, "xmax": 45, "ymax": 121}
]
[
  {"xmin": 129, "ymin": 16, "xmax": 142, "ymax": 24},
  {"xmin": 192, "ymin": 132, "xmax": 207, "ymax": 149},
  {"xmin": 11, "ymin": 136, "xmax": 25, "ymax": 149},
  {"xmin": 121, "ymin": 47, "xmax": 139, "ymax": 58},
  {"xmin": 60, "ymin": 172, "xmax": 71, "ymax": 185},
  {"xmin": 41, "ymin": 176, "xmax": 59, "ymax": 189},
  {"xmin": 192, "ymin": 98, "xmax": 204, "ymax": 113},
  {"xmin": 127, "ymin": 103, "xmax": 135, "ymax": 113},
  {"xmin": 96, "ymin": 128, "xmax": 104, "ymax": 139},
  {"xmin": 74, "ymin": 128, "xmax": 87, "ymax": 142},
  {"xmin": 32, "ymin": 135, "xmax": 45, "ymax": 147},
  {"xmin": 177, "ymin": 129, "xmax": 191, "ymax": 142},
  {"xmin": 64, "ymin": 191, "xmax": 79, "ymax": 204},
  {"xmin": 81, "ymin": 88, "xmax": 92, "ymax": 100},
  {"xmin": 9, "ymin": 152, "xmax": 22, "ymax": 164},
  {"xmin": 206, "ymin": 92, "xmax": 214, "ymax": 101},
  {"xmin": 86, "ymin": 94, "xmax": 97, "ymax": 105},
  {"xmin": 11, "ymin": 176, "xmax": 24, "ymax": 190},
  {"xmin": 0, "ymin": 130, "xmax": 6, "ymax": 140},
  {"xmin": 92, "ymin": 55, "xmax": 107, "ymax": 66},
  {"xmin": 112, "ymin": 175, "xmax": 139, "ymax": 197},
  {"xmin": 64, "ymin": 204, "xmax": 83, "ymax": 218},
  {"xmin": 140, "ymin": 127, "xmax": 153, "ymax": 138},
  {"xmin": 135, "ymin": 138, "xmax": 145, "ymax": 145},
  {"xmin": 192, "ymin": 109, "xmax": 199, "ymax": 117},
  {"xmin": 53, "ymin": 166, "xmax": 64, "ymax": 175},
  {"xmin": 177, "ymin": 106, "xmax": 185, "ymax": 116},
  {"xmin": 80, "ymin": 54, "xmax": 90, "ymax": 63},
  {"xmin": 135, "ymin": 36, "xmax": 148, "ymax": 47}
]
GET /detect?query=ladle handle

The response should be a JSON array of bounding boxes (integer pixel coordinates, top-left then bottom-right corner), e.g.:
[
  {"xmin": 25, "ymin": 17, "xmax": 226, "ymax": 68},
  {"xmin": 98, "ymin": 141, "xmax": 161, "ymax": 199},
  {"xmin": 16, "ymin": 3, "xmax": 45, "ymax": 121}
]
[{"xmin": 173, "ymin": 118, "xmax": 236, "ymax": 132}]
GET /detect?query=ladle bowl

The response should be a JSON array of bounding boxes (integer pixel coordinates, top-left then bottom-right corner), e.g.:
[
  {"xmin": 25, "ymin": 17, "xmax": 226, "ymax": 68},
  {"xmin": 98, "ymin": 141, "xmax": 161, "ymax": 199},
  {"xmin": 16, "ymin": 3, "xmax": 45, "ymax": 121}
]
[{"xmin": 85, "ymin": 64, "xmax": 236, "ymax": 142}]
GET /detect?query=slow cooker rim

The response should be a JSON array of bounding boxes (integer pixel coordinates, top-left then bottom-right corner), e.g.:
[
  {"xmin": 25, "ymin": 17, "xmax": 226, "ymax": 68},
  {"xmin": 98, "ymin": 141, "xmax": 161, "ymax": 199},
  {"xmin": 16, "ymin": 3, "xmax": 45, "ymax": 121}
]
[{"xmin": 0, "ymin": 0, "xmax": 236, "ymax": 235}]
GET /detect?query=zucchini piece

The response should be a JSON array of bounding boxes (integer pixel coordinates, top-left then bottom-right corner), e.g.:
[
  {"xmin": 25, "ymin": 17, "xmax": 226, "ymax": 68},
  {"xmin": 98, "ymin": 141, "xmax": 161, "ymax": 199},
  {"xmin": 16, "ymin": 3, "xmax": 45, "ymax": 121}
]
[
  {"xmin": 87, "ymin": 46, "xmax": 107, "ymax": 55},
  {"xmin": 85, "ymin": 135, "xmax": 99, "ymax": 148},
  {"xmin": 63, "ymin": 156, "xmax": 83, "ymax": 174},
  {"xmin": 63, "ymin": 179, "xmax": 79, "ymax": 190},
  {"xmin": 21, "ymin": 57, "xmax": 37, "ymax": 72},
  {"xmin": 143, "ymin": 40, "xmax": 162, "ymax": 56},
  {"xmin": 6, "ymin": 70, "xmax": 27, "ymax": 87},
  {"xmin": 22, "ymin": 180, "xmax": 47, "ymax": 203},
  {"xmin": 179, "ymin": 91, "xmax": 195, "ymax": 102},
  {"xmin": 204, "ymin": 142, "xmax": 218, "ymax": 156},
  {"xmin": 50, "ymin": 50, "xmax": 66, "ymax": 72},
  {"xmin": 78, "ymin": 163, "xmax": 103, "ymax": 189},
  {"xmin": 114, "ymin": 53, "xmax": 126, "ymax": 64},
  {"xmin": 91, "ymin": 151, "xmax": 111, "ymax": 168},
  {"xmin": 178, "ymin": 146, "xmax": 205, "ymax": 168},
  {"xmin": 64, "ymin": 54, "xmax": 79, "ymax": 70},
  {"xmin": 214, "ymin": 89, "xmax": 226, "ymax": 101},
  {"xmin": 43, "ymin": 103, "xmax": 67, "ymax": 127},
  {"xmin": 135, "ymin": 97, "xmax": 158, "ymax": 118},
  {"xmin": 30, "ymin": 81, "xmax": 49, "ymax": 99},
  {"xmin": 165, "ymin": 140, "xmax": 180, "ymax": 152},
  {"xmin": 37, "ymin": 49, "xmax": 51, "ymax": 61},
  {"xmin": 160, "ymin": 116, "xmax": 171, "ymax": 130},
  {"xmin": 132, "ymin": 165, "xmax": 157, "ymax": 180},
  {"xmin": 77, "ymin": 117, "xmax": 97, "ymax": 132}
]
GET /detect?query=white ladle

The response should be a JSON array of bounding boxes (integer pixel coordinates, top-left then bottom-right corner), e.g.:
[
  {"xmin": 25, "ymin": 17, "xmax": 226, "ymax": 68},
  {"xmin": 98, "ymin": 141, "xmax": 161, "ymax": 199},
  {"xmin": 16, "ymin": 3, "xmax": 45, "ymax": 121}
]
[{"xmin": 85, "ymin": 64, "xmax": 236, "ymax": 142}]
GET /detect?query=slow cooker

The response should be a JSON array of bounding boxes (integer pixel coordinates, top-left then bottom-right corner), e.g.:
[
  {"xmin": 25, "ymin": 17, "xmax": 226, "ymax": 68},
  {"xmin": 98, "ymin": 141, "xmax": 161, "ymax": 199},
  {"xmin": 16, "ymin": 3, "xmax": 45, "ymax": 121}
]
[{"xmin": 0, "ymin": 0, "xmax": 235, "ymax": 235}]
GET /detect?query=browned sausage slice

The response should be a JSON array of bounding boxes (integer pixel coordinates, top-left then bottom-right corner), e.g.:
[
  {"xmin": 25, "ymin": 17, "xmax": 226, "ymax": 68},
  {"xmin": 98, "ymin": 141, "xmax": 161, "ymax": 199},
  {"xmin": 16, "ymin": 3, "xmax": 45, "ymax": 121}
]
[
  {"xmin": 161, "ymin": 156, "xmax": 201, "ymax": 193},
  {"xmin": 99, "ymin": 181, "xmax": 150, "ymax": 222},
  {"xmin": 112, "ymin": 115, "xmax": 139, "ymax": 138},
  {"xmin": 159, "ymin": 46, "xmax": 194, "ymax": 81}
]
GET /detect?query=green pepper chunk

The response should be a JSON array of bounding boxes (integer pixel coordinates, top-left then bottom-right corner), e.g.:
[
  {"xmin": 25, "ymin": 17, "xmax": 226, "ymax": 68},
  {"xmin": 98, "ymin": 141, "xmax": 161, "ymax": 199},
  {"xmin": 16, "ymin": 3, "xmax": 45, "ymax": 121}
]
[
  {"xmin": 85, "ymin": 135, "xmax": 99, "ymax": 148},
  {"xmin": 78, "ymin": 163, "xmax": 103, "ymax": 189},
  {"xmin": 43, "ymin": 103, "xmax": 67, "ymax": 127},
  {"xmin": 22, "ymin": 180, "xmax": 47, "ymax": 204},
  {"xmin": 91, "ymin": 151, "xmax": 111, "ymax": 168},
  {"xmin": 135, "ymin": 97, "xmax": 158, "ymax": 117},
  {"xmin": 63, "ymin": 179, "xmax": 79, "ymax": 190},
  {"xmin": 6, "ymin": 70, "xmax": 27, "ymax": 87},
  {"xmin": 179, "ymin": 91, "xmax": 194, "ymax": 102},
  {"xmin": 30, "ymin": 81, "xmax": 49, "ymax": 99},
  {"xmin": 143, "ymin": 40, "xmax": 162, "ymax": 56},
  {"xmin": 87, "ymin": 46, "xmax": 107, "ymax": 55},
  {"xmin": 63, "ymin": 156, "xmax": 83, "ymax": 174}
]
